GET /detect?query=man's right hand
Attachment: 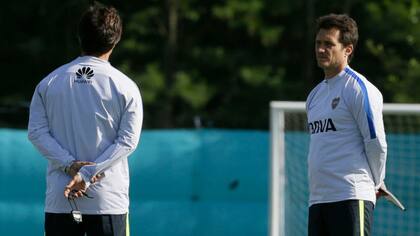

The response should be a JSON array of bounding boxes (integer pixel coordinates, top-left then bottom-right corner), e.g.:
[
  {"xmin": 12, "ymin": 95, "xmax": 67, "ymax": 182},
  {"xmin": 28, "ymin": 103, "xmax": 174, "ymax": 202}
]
[
  {"xmin": 376, "ymin": 182, "xmax": 387, "ymax": 199},
  {"xmin": 65, "ymin": 161, "xmax": 95, "ymax": 177},
  {"xmin": 376, "ymin": 188, "xmax": 386, "ymax": 199}
]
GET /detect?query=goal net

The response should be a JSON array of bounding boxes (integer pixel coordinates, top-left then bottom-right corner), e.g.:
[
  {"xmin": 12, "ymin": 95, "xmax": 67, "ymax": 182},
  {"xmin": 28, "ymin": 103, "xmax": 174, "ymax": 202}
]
[{"xmin": 269, "ymin": 101, "xmax": 420, "ymax": 236}]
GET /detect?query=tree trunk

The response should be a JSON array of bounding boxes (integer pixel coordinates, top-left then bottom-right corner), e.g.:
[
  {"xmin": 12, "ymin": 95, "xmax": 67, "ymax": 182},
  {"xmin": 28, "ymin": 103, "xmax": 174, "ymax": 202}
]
[
  {"xmin": 304, "ymin": 0, "xmax": 315, "ymax": 90},
  {"xmin": 161, "ymin": 0, "xmax": 178, "ymax": 127}
]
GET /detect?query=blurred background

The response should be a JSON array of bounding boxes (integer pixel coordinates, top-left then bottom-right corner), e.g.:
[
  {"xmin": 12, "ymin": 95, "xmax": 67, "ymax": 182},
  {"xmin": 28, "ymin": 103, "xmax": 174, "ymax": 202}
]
[
  {"xmin": 2, "ymin": 0, "xmax": 420, "ymax": 128},
  {"xmin": 1, "ymin": 0, "xmax": 419, "ymax": 235}
]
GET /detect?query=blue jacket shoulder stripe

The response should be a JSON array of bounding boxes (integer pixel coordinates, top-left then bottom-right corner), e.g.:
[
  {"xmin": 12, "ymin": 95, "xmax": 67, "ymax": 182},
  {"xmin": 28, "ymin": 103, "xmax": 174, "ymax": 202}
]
[{"xmin": 344, "ymin": 67, "xmax": 377, "ymax": 139}]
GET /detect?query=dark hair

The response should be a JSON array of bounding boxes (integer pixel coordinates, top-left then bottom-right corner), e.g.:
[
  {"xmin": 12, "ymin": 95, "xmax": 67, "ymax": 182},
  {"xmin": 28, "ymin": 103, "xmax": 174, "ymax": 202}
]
[
  {"xmin": 316, "ymin": 14, "xmax": 358, "ymax": 62},
  {"xmin": 78, "ymin": 2, "xmax": 122, "ymax": 55}
]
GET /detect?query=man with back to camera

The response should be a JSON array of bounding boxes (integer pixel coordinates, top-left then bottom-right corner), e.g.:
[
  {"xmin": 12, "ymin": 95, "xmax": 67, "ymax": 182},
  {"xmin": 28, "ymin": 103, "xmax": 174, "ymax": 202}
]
[
  {"xmin": 306, "ymin": 14, "xmax": 387, "ymax": 236},
  {"xmin": 28, "ymin": 2, "xmax": 143, "ymax": 235}
]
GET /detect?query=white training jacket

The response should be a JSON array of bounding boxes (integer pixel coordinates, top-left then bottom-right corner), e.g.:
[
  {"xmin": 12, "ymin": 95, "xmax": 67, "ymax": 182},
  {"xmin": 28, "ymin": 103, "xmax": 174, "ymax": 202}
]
[
  {"xmin": 28, "ymin": 56, "xmax": 143, "ymax": 214},
  {"xmin": 306, "ymin": 66, "xmax": 387, "ymax": 206}
]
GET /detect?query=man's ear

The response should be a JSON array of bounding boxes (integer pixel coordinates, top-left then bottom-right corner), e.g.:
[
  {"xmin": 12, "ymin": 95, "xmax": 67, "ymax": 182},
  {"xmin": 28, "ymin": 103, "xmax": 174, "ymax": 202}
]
[{"xmin": 345, "ymin": 44, "xmax": 353, "ymax": 57}]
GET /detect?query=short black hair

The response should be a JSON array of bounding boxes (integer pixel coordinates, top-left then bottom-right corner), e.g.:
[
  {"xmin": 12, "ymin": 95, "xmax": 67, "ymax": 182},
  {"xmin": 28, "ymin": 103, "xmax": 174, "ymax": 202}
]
[
  {"xmin": 316, "ymin": 14, "xmax": 358, "ymax": 62},
  {"xmin": 78, "ymin": 2, "xmax": 122, "ymax": 55}
]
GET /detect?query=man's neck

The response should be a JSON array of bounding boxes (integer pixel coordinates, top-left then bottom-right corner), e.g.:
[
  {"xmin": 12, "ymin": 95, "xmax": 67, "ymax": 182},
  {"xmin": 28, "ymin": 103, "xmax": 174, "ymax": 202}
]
[
  {"xmin": 324, "ymin": 64, "xmax": 347, "ymax": 79},
  {"xmin": 82, "ymin": 49, "xmax": 113, "ymax": 61}
]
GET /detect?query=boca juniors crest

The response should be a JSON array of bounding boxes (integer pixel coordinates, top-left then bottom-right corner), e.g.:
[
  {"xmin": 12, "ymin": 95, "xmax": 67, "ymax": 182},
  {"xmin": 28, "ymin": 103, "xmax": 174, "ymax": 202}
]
[{"xmin": 331, "ymin": 97, "xmax": 340, "ymax": 109}]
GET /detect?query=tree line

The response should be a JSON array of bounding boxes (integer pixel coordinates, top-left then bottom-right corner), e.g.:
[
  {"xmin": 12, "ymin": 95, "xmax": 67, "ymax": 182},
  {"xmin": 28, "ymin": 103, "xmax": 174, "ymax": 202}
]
[{"xmin": 1, "ymin": 0, "xmax": 419, "ymax": 129}]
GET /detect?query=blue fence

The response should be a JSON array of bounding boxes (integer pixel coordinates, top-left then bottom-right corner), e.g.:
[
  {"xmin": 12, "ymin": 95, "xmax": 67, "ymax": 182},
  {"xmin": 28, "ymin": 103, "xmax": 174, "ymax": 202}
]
[
  {"xmin": 0, "ymin": 129, "xmax": 268, "ymax": 236},
  {"xmin": 1, "ymin": 129, "xmax": 418, "ymax": 235}
]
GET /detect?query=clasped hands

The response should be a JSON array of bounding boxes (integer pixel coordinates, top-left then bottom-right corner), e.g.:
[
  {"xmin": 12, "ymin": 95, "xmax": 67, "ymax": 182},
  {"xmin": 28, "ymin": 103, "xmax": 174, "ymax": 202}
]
[{"xmin": 63, "ymin": 161, "xmax": 104, "ymax": 199}]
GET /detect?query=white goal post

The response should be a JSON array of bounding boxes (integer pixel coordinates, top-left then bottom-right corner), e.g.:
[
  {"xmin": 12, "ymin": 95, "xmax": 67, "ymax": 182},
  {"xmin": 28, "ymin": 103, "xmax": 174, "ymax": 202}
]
[{"xmin": 269, "ymin": 101, "xmax": 420, "ymax": 236}]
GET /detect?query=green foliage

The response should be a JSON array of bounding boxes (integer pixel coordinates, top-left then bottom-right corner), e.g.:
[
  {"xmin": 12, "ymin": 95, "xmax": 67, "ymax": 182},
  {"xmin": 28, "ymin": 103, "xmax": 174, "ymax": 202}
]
[
  {"xmin": 239, "ymin": 66, "xmax": 284, "ymax": 87},
  {"xmin": 361, "ymin": 0, "xmax": 420, "ymax": 102},
  {"xmin": 2, "ymin": 0, "xmax": 420, "ymax": 128},
  {"xmin": 120, "ymin": 62, "xmax": 165, "ymax": 104},
  {"xmin": 174, "ymin": 71, "xmax": 214, "ymax": 109}
]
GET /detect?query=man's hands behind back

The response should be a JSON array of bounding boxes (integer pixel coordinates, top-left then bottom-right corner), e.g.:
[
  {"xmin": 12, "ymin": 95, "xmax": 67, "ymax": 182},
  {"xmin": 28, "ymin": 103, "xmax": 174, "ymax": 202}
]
[
  {"xmin": 63, "ymin": 161, "xmax": 104, "ymax": 199},
  {"xmin": 65, "ymin": 161, "xmax": 95, "ymax": 177}
]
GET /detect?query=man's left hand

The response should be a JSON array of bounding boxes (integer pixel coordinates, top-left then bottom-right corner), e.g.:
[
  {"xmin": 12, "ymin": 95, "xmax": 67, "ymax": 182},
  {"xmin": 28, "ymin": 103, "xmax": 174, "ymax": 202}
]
[{"xmin": 64, "ymin": 173, "xmax": 87, "ymax": 199}]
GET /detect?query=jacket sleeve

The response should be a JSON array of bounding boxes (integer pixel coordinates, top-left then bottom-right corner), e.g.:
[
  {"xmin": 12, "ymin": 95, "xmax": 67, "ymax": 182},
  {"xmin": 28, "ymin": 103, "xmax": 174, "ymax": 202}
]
[
  {"xmin": 27, "ymin": 83, "xmax": 76, "ymax": 170},
  {"xmin": 349, "ymin": 80, "xmax": 387, "ymax": 190},
  {"xmin": 78, "ymin": 85, "xmax": 143, "ymax": 183}
]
